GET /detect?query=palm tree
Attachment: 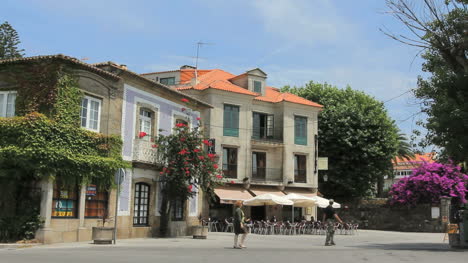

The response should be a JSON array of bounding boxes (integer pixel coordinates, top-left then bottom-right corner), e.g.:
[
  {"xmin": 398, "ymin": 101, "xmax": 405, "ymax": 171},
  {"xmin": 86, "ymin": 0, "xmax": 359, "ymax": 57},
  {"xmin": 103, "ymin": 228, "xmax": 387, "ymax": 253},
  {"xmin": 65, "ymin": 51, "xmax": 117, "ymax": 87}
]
[{"xmin": 396, "ymin": 132, "xmax": 414, "ymax": 161}]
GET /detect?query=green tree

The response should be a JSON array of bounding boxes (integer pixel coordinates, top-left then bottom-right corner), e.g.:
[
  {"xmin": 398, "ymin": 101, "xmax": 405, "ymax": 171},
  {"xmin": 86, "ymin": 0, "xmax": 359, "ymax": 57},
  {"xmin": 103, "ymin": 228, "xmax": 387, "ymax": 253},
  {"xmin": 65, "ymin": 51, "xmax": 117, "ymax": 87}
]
[
  {"xmin": 383, "ymin": 0, "xmax": 468, "ymax": 166},
  {"xmin": 396, "ymin": 132, "xmax": 414, "ymax": 160},
  {"xmin": 0, "ymin": 21, "xmax": 24, "ymax": 59},
  {"xmin": 283, "ymin": 82, "xmax": 399, "ymax": 198}
]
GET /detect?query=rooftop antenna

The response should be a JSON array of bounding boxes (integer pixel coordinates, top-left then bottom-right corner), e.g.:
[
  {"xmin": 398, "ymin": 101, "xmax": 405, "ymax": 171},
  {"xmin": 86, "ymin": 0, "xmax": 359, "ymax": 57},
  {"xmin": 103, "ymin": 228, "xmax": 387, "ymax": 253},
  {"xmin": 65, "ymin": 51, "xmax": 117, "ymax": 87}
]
[{"xmin": 195, "ymin": 41, "xmax": 213, "ymax": 84}]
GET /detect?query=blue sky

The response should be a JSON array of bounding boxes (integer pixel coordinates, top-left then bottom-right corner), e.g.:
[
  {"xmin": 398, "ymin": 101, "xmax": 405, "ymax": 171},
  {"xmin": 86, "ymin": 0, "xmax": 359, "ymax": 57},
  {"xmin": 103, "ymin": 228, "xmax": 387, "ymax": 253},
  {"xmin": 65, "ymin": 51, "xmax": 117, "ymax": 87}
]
[{"xmin": 2, "ymin": 0, "xmax": 427, "ymax": 144}]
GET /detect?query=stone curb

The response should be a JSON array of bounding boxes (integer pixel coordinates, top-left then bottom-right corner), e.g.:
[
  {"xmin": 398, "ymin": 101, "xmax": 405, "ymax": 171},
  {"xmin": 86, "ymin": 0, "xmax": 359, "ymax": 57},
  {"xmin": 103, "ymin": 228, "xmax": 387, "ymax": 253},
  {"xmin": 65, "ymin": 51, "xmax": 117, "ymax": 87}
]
[{"xmin": 0, "ymin": 243, "xmax": 42, "ymax": 249}]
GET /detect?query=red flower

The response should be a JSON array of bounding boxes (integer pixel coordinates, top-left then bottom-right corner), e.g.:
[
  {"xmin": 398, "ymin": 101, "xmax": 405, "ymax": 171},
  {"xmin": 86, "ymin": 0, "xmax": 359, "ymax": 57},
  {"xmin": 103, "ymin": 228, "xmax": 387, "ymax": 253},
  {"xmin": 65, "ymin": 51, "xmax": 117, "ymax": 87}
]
[
  {"xmin": 138, "ymin": 131, "xmax": 147, "ymax": 138},
  {"xmin": 194, "ymin": 149, "xmax": 200, "ymax": 153},
  {"xmin": 198, "ymin": 156, "xmax": 205, "ymax": 160},
  {"xmin": 152, "ymin": 144, "xmax": 158, "ymax": 148},
  {"xmin": 208, "ymin": 153, "xmax": 216, "ymax": 159},
  {"xmin": 186, "ymin": 170, "xmax": 190, "ymax": 174},
  {"xmin": 230, "ymin": 180, "xmax": 235, "ymax": 184},
  {"xmin": 202, "ymin": 139, "xmax": 210, "ymax": 145},
  {"xmin": 178, "ymin": 149, "xmax": 188, "ymax": 155},
  {"xmin": 216, "ymin": 175, "xmax": 223, "ymax": 179},
  {"xmin": 188, "ymin": 185, "xmax": 193, "ymax": 192},
  {"xmin": 159, "ymin": 172, "xmax": 164, "ymax": 175},
  {"xmin": 181, "ymin": 107, "xmax": 186, "ymax": 112},
  {"xmin": 197, "ymin": 117, "xmax": 201, "ymax": 121},
  {"xmin": 180, "ymin": 138, "xmax": 186, "ymax": 142},
  {"xmin": 181, "ymin": 98, "xmax": 189, "ymax": 103},
  {"xmin": 213, "ymin": 164, "xmax": 219, "ymax": 169},
  {"xmin": 176, "ymin": 123, "xmax": 186, "ymax": 128}
]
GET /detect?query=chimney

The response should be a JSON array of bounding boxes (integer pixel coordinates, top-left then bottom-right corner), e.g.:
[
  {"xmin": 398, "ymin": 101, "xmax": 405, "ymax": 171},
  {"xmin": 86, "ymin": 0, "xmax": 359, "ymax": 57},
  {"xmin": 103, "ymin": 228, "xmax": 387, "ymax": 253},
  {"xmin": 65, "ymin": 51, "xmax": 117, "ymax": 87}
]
[{"xmin": 180, "ymin": 65, "xmax": 196, "ymax": 70}]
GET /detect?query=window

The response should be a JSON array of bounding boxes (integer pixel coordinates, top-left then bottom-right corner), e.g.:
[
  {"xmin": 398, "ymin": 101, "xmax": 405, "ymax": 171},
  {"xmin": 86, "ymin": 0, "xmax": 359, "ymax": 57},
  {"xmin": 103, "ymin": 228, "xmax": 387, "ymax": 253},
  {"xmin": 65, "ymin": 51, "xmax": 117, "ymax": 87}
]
[
  {"xmin": 294, "ymin": 116, "xmax": 307, "ymax": 145},
  {"xmin": 139, "ymin": 108, "xmax": 153, "ymax": 140},
  {"xmin": 294, "ymin": 155, "xmax": 307, "ymax": 183},
  {"xmin": 0, "ymin": 91, "xmax": 17, "ymax": 117},
  {"xmin": 133, "ymin": 183, "xmax": 150, "ymax": 226},
  {"xmin": 80, "ymin": 96, "xmax": 101, "ymax": 132},
  {"xmin": 85, "ymin": 185, "xmax": 109, "ymax": 218},
  {"xmin": 223, "ymin": 104, "xmax": 239, "ymax": 137},
  {"xmin": 252, "ymin": 112, "xmax": 274, "ymax": 139},
  {"xmin": 252, "ymin": 152, "xmax": 266, "ymax": 180},
  {"xmin": 253, "ymin": 80, "xmax": 262, "ymax": 93},
  {"xmin": 171, "ymin": 198, "xmax": 185, "ymax": 221},
  {"xmin": 223, "ymin": 147, "xmax": 238, "ymax": 178},
  {"xmin": 160, "ymin": 77, "xmax": 175, "ymax": 85},
  {"xmin": 52, "ymin": 182, "xmax": 79, "ymax": 218}
]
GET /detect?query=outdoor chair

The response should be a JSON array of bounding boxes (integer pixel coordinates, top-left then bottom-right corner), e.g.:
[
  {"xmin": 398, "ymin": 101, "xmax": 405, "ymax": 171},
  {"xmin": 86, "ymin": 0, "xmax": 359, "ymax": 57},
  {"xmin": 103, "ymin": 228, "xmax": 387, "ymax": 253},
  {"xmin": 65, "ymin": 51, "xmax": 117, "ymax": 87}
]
[{"xmin": 224, "ymin": 218, "xmax": 233, "ymax": 232}]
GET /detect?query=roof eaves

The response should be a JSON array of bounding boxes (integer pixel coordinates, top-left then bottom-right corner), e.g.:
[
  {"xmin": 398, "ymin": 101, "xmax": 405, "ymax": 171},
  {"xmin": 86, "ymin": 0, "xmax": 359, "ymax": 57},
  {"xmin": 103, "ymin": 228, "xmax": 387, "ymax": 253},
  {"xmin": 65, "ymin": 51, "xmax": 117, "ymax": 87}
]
[
  {"xmin": 96, "ymin": 63, "xmax": 212, "ymax": 108},
  {"xmin": 0, "ymin": 54, "xmax": 121, "ymax": 80}
]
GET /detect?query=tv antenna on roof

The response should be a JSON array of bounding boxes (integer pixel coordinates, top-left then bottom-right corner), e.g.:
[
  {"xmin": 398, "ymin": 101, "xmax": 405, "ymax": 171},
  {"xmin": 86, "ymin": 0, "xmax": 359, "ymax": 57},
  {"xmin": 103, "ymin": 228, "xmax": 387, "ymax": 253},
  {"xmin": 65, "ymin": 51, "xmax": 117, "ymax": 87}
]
[{"xmin": 195, "ymin": 41, "xmax": 213, "ymax": 84}]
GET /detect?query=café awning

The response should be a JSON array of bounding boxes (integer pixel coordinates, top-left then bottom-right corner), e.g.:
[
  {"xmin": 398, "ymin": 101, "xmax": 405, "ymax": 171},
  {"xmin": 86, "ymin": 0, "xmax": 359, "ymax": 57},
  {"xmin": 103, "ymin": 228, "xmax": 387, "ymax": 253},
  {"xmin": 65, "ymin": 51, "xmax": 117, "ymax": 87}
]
[
  {"xmin": 249, "ymin": 186, "xmax": 286, "ymax": 196},
  {"xmin": 214, "ymin": 186, "xmax": 254, "ymax": 204},
  {"xmin": 283, "ymin": 187, "xmax": 317, "ymax": 198}
]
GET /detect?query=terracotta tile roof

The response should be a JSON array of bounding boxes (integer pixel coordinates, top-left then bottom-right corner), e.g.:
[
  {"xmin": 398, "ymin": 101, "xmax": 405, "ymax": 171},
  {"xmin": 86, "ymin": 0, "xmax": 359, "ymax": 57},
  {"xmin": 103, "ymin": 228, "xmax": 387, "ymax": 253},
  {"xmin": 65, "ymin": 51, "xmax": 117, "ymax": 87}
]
[
  {"xmin": 177, "ymin": 69, "xmax": 258, "ymax": 96},
  {"xmin": 0, "ymin": 54, "xmax": 120, "ymax": 80},
  {"xmin": 180, "ymin": 69, "xmax": 212, "ymax": 84},
  {"xmin": 393, "ymin": 153, "xmax": 436, "ymax": 170},
  {"xmin": 172, "ymin": 69, "xmax": 322, "ymax": 108},
  {"xmin": 255, "ymin": 87, "xmax": 323, "ymax": 107}
]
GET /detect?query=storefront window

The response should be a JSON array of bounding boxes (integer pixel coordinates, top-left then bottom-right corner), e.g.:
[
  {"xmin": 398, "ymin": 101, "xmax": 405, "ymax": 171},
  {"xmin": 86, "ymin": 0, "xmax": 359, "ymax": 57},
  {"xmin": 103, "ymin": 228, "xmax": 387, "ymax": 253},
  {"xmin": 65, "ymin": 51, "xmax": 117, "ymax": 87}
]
[
  {"xmin": 85, "ymin": 185, "xmax": 109, "ymax": 218},
  {"xmin": 52, "ymin": 182, "xmax": 79, "ymax": 218}
]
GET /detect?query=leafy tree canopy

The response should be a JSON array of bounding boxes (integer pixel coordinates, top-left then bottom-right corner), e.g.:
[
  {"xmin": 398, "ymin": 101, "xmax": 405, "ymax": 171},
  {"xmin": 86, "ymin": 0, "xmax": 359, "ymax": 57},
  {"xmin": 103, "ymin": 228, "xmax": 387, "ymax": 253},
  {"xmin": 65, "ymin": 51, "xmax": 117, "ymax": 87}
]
[
  {"xmin": 384, "ymin": 0, "xmax": 468, "ymax": 165},
  {"xmin": 283, "ymin": 82, "xmax": 400, "ymax": 198},
  {"xmin": 0, "ymin": 21, "xmax": 24, "ymax": 59}
]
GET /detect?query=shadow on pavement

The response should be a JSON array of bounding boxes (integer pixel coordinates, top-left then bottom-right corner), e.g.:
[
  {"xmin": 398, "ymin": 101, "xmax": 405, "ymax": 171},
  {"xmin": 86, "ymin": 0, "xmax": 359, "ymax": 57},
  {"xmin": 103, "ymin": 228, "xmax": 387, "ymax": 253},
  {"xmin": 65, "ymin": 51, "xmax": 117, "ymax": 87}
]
[{"xmin": 348, "ymin": 242, "xmax": 466, "ymax": 252}]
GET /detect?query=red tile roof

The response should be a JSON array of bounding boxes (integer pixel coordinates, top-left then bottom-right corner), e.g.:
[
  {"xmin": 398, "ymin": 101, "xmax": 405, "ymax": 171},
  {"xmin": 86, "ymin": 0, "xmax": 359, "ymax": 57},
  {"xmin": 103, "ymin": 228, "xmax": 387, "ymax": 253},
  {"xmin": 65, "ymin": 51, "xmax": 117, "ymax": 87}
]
[
  {"xmin": 393, "ymin": 153, "xmax": 436, "ymax": 170},
  {"xmin": 167, "ymin": 69, "xmax": 322, "ymax": 108}
]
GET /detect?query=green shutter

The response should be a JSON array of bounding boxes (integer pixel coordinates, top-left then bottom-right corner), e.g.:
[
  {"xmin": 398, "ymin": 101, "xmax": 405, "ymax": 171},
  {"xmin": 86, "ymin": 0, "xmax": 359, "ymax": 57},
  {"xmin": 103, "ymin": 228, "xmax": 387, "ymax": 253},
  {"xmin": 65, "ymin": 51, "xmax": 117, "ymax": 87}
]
[
  {"xmin": 224, "ymin": 105, "xmax": 239, "ymax": 137},
  {"xmin": 295, "ymin": 116, "xmax": 307, "ymax": 145}
]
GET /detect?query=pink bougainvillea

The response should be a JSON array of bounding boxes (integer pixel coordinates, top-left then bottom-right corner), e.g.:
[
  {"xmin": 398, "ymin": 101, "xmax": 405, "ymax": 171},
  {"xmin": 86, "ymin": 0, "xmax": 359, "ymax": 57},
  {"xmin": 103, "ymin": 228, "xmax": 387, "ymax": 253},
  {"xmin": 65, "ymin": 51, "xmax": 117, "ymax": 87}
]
[{"xmin": 389, "ymin": 162, "xmax": 468, "ymax": 206}]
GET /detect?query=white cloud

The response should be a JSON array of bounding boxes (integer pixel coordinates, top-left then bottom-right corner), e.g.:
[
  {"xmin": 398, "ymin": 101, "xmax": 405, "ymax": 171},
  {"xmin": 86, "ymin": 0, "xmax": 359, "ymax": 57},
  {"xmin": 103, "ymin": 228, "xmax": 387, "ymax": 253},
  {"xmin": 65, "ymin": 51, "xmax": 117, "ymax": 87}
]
[{"xmin": 249, "ymin": 0, "xmax": 358, "ymax": 47}]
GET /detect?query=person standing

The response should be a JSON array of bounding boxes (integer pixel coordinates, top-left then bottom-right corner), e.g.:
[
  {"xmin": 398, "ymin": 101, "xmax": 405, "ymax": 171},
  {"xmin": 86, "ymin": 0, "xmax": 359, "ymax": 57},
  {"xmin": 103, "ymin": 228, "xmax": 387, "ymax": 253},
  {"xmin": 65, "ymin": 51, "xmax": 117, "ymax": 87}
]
[
  {"xmin": 233, "ymin": 200, "xmax": 248, "ymax": 249},
  {"xmin": 322, "ymin": 199, "xmax": 344, "ymax": 246}
]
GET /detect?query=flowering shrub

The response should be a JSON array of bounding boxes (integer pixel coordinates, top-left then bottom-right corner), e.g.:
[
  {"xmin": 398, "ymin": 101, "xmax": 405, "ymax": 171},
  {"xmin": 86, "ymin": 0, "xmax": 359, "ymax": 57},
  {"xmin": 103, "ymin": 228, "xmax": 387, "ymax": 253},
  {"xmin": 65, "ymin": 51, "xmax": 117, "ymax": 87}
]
[
  {"xmin": 388, "ymin": 162, "xmax": 468, "ymax": 206},
  {"xmin": 154, "ymin": 106, "xmax": 223, "ymax": 236}
]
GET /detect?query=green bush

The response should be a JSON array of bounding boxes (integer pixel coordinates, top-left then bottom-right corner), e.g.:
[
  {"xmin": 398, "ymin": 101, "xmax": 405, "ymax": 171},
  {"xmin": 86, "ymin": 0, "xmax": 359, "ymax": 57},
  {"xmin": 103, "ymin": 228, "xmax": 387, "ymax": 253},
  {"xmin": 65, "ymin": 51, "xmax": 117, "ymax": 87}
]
[{"xmin": 0, "ymin": 214, "xmax": 44, "ymax": 242}]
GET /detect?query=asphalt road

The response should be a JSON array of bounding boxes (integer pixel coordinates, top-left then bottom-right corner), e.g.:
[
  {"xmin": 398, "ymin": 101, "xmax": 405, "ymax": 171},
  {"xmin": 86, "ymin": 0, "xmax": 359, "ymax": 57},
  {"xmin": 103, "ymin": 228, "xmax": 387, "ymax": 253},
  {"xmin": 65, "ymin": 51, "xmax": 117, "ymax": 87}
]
[{"xmin": 1, "ymin": 230, "xmax": 466, "ymax": 263}]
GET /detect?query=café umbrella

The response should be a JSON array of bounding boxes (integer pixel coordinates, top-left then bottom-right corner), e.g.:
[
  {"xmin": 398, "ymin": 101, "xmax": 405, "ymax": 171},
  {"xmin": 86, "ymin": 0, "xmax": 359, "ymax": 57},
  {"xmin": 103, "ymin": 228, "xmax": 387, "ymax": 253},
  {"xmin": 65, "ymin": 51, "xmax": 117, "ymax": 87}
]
[
  {"xmin": 284, "ymin": 193, "xmax": 317, "ymax": 222},
  {"xmin": 311, "ymin": 196, "xmax": 341, "ymax": 208},
  {"xmin": 243, "ymin": 193, "xmax": 294, "ymax": 206}
]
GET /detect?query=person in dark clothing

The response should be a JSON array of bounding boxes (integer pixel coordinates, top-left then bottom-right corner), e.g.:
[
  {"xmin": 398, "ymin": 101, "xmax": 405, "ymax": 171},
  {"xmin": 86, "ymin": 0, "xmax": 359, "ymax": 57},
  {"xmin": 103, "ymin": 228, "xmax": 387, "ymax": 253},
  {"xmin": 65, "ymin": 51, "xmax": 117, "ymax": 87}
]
[
  {"xmin": 233, "ymin": 200, "xmax": 248, "ymax": 249},
  {"xmin": 322, "ymin": 199, "xmax": 344, "ymax": 246}
]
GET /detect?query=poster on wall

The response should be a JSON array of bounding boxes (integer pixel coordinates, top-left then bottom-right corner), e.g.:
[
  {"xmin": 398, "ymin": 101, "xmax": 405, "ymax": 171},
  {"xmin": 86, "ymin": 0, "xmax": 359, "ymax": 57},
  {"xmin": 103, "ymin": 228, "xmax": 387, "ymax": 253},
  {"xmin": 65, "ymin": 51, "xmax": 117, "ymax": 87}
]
[
  {"xmin": 52, "ymin": 200, "xmax": 74, "ymax": 217},
  {"xmin": 86, "ymin": 185, "xmax": 97, "ymax": 196}
]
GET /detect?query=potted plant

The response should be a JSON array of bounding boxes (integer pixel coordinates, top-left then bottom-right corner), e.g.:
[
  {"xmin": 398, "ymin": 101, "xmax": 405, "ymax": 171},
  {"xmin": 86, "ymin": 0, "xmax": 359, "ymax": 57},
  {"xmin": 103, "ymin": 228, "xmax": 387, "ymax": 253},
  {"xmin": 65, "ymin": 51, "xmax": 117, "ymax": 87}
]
[
  {"xmin": 192, "ymin": 214, "xmax": 209, "ymax": 239},
  {"xmin": 92, "ymin": 209, "xmax": 114, "ymax": 244}
]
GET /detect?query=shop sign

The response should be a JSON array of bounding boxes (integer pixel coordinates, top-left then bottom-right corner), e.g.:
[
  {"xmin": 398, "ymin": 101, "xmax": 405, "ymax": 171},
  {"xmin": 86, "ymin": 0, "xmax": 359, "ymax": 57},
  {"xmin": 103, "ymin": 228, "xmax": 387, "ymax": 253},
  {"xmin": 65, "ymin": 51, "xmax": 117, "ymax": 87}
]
[
  {"xmin": 86, "ymin": 185, "xmax": 97, "ymax": 196},
  {"xmin": 52, "ymin": 200, "xmax": 74, "ymax": 217}
]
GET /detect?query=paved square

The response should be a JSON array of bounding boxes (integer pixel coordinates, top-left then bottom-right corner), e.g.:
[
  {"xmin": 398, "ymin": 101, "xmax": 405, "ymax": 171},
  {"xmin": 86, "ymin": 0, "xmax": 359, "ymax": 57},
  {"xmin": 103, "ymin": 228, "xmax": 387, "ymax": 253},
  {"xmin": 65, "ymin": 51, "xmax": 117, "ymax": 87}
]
[{"xmin": 0, "ymin": 231, "xmax": 466, "ymax": 263}]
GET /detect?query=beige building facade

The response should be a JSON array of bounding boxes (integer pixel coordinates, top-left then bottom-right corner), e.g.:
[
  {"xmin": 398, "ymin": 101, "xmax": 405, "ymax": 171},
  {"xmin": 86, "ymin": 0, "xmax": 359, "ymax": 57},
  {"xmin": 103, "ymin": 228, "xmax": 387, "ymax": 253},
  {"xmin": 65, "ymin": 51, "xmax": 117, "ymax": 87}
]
[{"xmin": 143, "ymin": 67, "xmax": 322, "ymax": 221}]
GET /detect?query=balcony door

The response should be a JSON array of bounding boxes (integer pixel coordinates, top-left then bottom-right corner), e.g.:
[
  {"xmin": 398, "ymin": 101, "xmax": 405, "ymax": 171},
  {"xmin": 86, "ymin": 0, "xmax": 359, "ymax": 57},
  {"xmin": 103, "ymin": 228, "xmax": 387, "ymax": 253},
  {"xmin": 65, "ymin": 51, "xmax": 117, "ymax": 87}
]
[
  {"xmin": 252, "ymin": 112, "xmax": 274, "ymax": 139},
  {"xmin": 252, "ymin": 152, "xmax": 266, "ymax": 180},
  {"xmin": 294, "ymin": 155, "xmax": 307, "ymax": 183}
]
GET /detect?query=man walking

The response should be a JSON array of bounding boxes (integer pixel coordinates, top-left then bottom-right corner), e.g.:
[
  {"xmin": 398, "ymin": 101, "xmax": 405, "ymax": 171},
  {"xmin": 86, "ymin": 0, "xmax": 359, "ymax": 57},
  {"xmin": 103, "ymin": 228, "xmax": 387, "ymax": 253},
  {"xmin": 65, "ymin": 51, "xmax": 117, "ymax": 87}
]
[{"xmin": 322, "ymin": 199, "xmax": 344, "ymax": 246}]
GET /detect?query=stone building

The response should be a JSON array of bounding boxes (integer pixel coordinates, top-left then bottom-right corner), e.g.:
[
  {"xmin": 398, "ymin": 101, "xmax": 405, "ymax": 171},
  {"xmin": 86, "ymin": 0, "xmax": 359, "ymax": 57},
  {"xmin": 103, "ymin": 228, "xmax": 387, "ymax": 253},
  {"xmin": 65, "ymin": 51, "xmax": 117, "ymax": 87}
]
[
  {"xmin": 0, "ymin": 55, "xmax": 211, "ymax": 243},
  {"xmin": 142, "ymin": 67, "xmax": 323, "ymax": 221}
]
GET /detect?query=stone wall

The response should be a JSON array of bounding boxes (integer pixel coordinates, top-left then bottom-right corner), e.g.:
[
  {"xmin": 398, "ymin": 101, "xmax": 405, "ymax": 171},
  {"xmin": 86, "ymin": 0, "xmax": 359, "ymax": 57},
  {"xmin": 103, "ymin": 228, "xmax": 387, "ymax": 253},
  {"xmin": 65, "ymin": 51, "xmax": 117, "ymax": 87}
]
[{"xmin": 335, "ymin": 199, "xmax": 444, "ymax": 233}]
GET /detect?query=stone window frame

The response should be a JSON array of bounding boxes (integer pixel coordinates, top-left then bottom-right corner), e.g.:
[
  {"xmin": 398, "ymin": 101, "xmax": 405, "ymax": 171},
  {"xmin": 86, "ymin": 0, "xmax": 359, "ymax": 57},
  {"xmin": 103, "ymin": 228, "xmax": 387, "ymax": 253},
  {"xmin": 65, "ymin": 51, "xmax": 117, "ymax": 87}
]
[
  {"xmin": 134, "ymin": 102, "xmax": 159, "ymax": 140},
  {"xmin": 0, "ymin": 90, "xmax": 17, "ymax": 117}
]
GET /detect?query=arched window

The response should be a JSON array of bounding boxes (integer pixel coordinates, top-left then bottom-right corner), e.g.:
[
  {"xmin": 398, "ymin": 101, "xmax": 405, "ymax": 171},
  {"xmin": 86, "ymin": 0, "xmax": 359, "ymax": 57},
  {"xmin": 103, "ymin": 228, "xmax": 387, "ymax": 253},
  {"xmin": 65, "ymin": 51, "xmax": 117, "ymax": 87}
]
[{"xmin": 133, "ymin": 183, "xmax": 150, "ymax": 226}]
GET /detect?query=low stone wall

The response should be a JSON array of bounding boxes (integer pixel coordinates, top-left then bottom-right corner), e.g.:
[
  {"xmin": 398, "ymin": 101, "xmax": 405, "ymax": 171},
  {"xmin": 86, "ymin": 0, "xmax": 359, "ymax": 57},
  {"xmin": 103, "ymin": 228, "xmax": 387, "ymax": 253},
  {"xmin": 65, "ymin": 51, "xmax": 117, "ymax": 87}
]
[{"xmin": 335, "ymin": 199, "xmax": 444, "ymax": 233}]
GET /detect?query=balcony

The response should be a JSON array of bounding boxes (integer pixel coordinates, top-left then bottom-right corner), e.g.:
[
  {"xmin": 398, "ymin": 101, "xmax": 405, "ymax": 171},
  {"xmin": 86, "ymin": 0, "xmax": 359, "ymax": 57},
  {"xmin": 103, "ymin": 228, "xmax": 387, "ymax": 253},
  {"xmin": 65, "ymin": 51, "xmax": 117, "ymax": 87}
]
[
  {"xmin": 251, "ymin": 168, "xmax": 283, "ymax": 183},
  {"xmin": 251, "ymin": 133, "xmax": 283, "ymax": 145},
  {"xmin": 133, "ymin": 139, "xmax": 163, "ymax": 165},
  {"xmin": 294, "ymin": 169, "xmax": 307, "ymax": 183}
]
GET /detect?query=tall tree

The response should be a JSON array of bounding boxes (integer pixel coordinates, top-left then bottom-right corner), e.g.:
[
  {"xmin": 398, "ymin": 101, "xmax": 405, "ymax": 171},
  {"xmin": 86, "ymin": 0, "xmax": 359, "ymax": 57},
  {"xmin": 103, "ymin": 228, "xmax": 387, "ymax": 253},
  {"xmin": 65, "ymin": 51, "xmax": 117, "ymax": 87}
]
[
  {"xmin": 396, "ymin": 132, "xmax": 415, "ymax": 160},
  {"xmin": 283, "ymin": 83, "xmax": 400, "ymax": 199},
  {"xmin": 0, "ymin": 21, "xmax": 25, "ymax": 59},
  {"xmin": 383, "ymin": 0, "xmax": 468, "ymax": 166}
]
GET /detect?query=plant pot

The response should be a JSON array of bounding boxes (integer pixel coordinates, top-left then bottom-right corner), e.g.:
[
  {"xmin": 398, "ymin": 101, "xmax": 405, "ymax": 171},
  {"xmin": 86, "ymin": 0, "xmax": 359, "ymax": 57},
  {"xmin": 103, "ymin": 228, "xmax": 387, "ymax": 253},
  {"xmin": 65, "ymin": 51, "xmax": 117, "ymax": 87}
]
[
  {"xmin": 92, "ymin": 227, "xmax": 114, "ymax": 244},
  {"xmin": 192, "ymin": 225, "xmax": 208, "ymax": 239}
]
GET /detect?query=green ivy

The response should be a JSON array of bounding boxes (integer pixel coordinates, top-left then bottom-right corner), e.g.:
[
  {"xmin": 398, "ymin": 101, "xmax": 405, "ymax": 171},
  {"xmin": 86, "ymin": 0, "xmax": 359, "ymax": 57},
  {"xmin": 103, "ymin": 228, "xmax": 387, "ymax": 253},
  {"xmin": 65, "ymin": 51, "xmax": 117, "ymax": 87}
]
[{"xmin": 0, "ymin": 63, "xmax": 128, "ymax": 189}]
